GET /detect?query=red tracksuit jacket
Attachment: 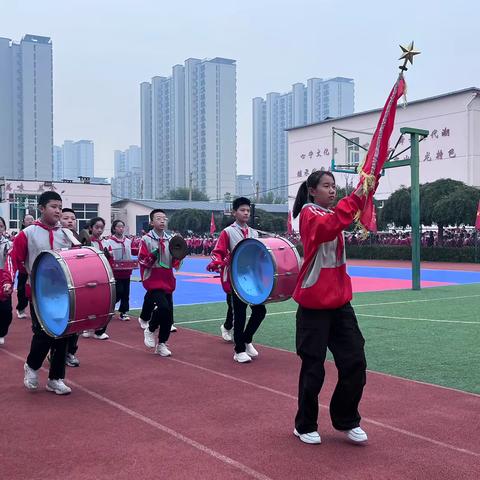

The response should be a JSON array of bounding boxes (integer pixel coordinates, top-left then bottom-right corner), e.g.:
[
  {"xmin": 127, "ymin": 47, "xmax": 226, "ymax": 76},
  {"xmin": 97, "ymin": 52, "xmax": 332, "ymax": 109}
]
[{"xmin": 293, "ymin": 194, "xmax": 363, "ymax": 310}]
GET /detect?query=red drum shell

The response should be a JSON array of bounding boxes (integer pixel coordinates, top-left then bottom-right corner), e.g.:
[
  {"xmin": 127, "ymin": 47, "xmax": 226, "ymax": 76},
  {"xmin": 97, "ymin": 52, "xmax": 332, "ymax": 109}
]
[{"xmin": 31, "ymin": 247, "xmax": 115, "ymax": 337}]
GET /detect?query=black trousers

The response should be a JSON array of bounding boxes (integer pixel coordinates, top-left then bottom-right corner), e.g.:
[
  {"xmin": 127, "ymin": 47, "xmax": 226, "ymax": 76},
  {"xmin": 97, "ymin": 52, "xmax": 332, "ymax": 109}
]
[
  {"xmin": 26, "ymin": 305, "xmax": 68, "ymax": 380},
  {"xmin": 66, "ymin": 333, "xmax": 79, "ymax": 355},
  {"xmin": 231, "ymin": 291, "xmax": 266, "ymax": 353},
  {"xmin": 146, "ymin": 290, "xmax": 174, "ymax": 343},
  {"xmin": 140, "ymin": 291, "xmax": 156, "ymax": 321},
  {"xmin": 223, "ymin": 293, "xmax": 233, "ymax": 330},
  {"xmin": 0, "ymin": 297, "xmax": 13, "ymax": 337},
  {"xmin": 295, "ymin": 302, "xmax": 367, "ymax": 434},
  {"xmin": 115, "ymin": 278, "xmax": 130, "ymax": 314},
  {"xmin": 16, "ymin": 272, "xmax": 29, "ymax": 311}
]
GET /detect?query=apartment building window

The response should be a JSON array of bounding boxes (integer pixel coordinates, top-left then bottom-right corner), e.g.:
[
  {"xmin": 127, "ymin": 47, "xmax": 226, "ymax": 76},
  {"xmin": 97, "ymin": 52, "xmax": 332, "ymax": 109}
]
[{"xmin": 72, "ymin": 203, "xmax": 99, "ymax": 231}]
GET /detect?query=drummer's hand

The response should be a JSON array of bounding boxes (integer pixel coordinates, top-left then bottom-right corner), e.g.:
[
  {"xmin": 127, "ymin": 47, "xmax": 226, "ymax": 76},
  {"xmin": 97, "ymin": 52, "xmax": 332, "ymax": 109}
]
[
  {"xmin": 353, "ymin": 184, "xmax": 366, "ymax": 198},
  {"xmin": 206, "ymin": 262, "xmax": 218, "ymax": 272},
  {"xmin": 3, "ymin": 283, "xmax": 12, "ymax": 296}
]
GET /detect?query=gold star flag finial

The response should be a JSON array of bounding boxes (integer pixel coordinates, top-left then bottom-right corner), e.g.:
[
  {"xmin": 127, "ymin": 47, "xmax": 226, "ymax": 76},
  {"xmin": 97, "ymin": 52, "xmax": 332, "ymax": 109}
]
[{"xmin": 399, "ymin": 42, "xmax": 421, "ymax": 70}]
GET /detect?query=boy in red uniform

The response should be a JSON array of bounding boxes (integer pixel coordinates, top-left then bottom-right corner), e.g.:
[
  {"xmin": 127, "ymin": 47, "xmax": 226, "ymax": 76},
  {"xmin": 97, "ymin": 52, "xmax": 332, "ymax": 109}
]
[
  {"xmin": 207, "ymin": 197, "xmax": 266, "ymax": 363},
  {"xmin": 139, "ymin": 209, "xmax": 180, "ymax": 356},
  {"xmin": 291, "ymin": 170, "xmax": 368, "ymax": 445},
  {"xmin": 4, "ymin": 191, "xmax": 74, "ymax": 394}
]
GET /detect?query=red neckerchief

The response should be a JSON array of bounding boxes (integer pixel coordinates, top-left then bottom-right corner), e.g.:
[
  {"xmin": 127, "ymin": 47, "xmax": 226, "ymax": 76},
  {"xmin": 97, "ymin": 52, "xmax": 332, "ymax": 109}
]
[
  {"xmin": 148, "ymin": 231, "xmax": 166, "ymax": 252},
  {"xmin": 234, "ymin": 222, "xmax": 249, "ymax": 239},
  {"xmin": 92, "ymin": 237, "xmax": 104, "ymax": 250},
  {"xmin": 109, "ymin": 235, "xmax": 126, "ymax": 255},
  {"xmin": 34, "ymin": 220, "xmax": 60, "ymax": 249}
]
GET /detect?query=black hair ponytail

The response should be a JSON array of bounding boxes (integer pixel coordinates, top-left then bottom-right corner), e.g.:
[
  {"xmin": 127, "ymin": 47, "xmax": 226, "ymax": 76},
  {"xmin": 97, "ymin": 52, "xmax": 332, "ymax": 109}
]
[{"xmin": 293, "ymin": 182, "xmax": 309, "ymax": 219}]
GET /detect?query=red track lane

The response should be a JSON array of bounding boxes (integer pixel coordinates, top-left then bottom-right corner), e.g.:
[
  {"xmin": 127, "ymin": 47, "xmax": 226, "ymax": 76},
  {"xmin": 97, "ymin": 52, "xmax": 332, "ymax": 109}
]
[{"xmin": 1, "ymin": 316, "xmax": 479, "ymax": 480}]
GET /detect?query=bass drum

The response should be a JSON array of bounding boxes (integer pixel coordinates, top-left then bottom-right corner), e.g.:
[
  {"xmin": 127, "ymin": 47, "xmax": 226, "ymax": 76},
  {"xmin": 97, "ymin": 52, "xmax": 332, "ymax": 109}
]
[
  {"xmin": 230, "ymin": 237, "xmax": 301, "ymax": 305},
  {"xmin": 31, "ymin": 247, "xmax": 116, "ymax": 337}
]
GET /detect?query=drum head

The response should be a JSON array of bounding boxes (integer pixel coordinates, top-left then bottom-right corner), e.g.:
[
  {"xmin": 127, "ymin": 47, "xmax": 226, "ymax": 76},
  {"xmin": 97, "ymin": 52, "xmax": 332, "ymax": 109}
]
[
  {"xmin": 33, "ymin": 253, "xmax": 70, "ymax": 336},
  {"xmin": 230, "ymin": 239, "xmax": 274, "ymax": 305}
]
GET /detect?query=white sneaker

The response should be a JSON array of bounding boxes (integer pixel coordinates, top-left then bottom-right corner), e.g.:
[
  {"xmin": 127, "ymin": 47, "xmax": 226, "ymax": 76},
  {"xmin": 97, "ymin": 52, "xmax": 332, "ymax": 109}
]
[
  {"xmin": 170, "ymin": 324, "xmax": 177, "ymax": 332},
  {"xmin": 245, "ymin": 343, "xmax": 258, "ymax": 358},
  {"xmin": 16, "ymin": 309, "xmax": 27, "ymax": 319},
  {"xmin": 0, "ymin": 337, "xmax": 4, "ymax": 345},
  {"xmin": 344, "ymin": 427, "xmax": 368, "ymax": 444},
  {"xmin": 233, "ymin": 352, "xmax": 251, "ymax": 363},
  {"xmin": 46, "ymin": 379, "xmax": 72, "ymax": 395},
  {"xmin": 294, "ymin": 428, "xmax": 321, "ymax": 445},
  {"xmin": 155, "ymin": 343, "xmax": 171, "ymax": 357},
  {"xmin": 65, "ymin": 353, "xmax": 80, "ymax": 367},
  {"xmin": 24, "ymin": 363, "xmax": 39, "ymax": 390},
  {"xmin": 94, "ymin": 333, "xmax": 109, "ymax": 340},
  {"xmin": 119, "ymin": 313, "xmax": 130, "ymax": 321},
  {"xmin": 138, "ymin": 317, "xmax": 149, "ymax": 329},
  {"xmin": 82, "ymin": 330, "xmax": 94, "ymax": 338},
  {"xmin": 144, "ymin": 328, "xmax": 156, "ymax": 348},
  {"xmin": 220, "ymin": 325, "xmax": 233, "ymax": 342}
]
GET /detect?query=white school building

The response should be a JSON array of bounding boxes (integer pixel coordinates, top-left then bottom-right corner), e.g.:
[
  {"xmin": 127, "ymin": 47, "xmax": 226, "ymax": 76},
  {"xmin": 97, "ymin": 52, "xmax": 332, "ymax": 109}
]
[
  {"xmin": 287, "ymin": 87, "xmax": 480, "ymax": 229},
  {"xmin": 0, "ymin": 179, "xmax": 112, "ymax": 233}
]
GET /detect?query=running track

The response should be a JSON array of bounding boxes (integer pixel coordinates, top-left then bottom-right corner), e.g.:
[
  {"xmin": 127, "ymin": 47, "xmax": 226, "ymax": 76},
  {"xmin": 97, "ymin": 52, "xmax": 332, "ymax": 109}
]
[{"xmin": 1, "ymin": 314, "xmax": 479, "ymax": 479}]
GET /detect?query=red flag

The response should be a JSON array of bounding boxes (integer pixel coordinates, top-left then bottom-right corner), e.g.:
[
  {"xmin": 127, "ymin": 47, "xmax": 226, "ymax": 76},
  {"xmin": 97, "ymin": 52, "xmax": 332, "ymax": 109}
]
[
  {"xmin": 357, "ymin": 75, "xmax": 406, "ymax": 233},
  {"xmin": 475, "ymin": 200, "xmax": 480, "ymax": 230},
  {"xmin": 210, "ymin": 212, "xmax": 216, "ymax": 235},
  {"xmin": 287, "ymin": 210, "xmax": 293, "ymax": 234}
]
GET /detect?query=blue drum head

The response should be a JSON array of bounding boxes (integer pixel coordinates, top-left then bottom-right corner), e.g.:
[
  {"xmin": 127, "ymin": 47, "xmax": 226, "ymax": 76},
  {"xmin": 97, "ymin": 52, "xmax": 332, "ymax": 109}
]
[
  {"xmin": 231, "ymin": 239, "xmax": 274, "ymax": 305},
  {"xmin": 33, "ymin": 253, "xmax": 70, "ymax": 336}
]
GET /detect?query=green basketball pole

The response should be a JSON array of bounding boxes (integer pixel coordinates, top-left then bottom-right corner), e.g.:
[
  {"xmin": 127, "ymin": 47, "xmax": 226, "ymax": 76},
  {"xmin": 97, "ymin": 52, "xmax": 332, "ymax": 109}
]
[{"xmin": 384, "ymin": 127, "xmax": 428, "ymax": 290}]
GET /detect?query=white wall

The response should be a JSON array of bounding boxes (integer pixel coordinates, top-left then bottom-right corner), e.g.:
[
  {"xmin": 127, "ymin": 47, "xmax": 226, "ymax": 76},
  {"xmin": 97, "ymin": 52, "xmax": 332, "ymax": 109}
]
[{"xmin": 288, "ymin": 90, "xmax": 480, "ymax": 228}]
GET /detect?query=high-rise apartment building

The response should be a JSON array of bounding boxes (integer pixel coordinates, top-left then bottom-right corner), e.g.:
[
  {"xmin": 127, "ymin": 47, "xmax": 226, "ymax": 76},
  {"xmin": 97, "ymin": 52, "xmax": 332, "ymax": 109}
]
[
  {"xmin": 0, "ymin": 34, "xmax": 53, "ymax": 180},
  {"xmin": 112, "ymin": 145, "xmax": 142, "ymax": 199},
  {"xmin": 236, "ymin": 174, "xmax": 254, "ymax": 197},
  {"xmin": 253, "ymin": 77, "xmax": 354, "ymax": 201},
  {"xmin": 141, "ymin": 57, "xmax": 236, "ymax": 200},
  {"xmin": 57, "ymin": 140, "xmax": 94, "ymax": 181}
]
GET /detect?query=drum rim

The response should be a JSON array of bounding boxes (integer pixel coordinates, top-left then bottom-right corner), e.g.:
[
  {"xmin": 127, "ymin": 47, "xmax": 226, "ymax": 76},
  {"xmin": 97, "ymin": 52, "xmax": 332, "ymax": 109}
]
[
  {"xmin": 31, "ymin": 249, "xmax": 76, "ymax": 338},
  {"xmin": 230, "ymin": 238, "xmax": 275, "ymax": 306},
  {"xmin": 31, "ymin": 246, "xmax": 116, "ymax": 338},
  {"xmin": 230, "ymin": 236, "xmax": 302, "ymax": 306},
  {"xmin": 95, "ymin": 247, "xmax": 117, "ymax": 316}
]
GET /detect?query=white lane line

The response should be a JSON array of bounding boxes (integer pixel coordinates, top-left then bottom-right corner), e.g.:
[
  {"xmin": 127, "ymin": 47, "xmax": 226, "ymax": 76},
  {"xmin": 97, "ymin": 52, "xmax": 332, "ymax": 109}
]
[
  {"xmin": 357, "ymin": 314, "xmax": 479, "ymax": 325},
  {"xmin": 0, "ymin": 349, "xmax": 273, "ymax": 480},
  {"xmin": 175, "ymin": 293, "xmax": 480, "ymax": 325},
  {"xmin": 101, "ymin": 339, "xmax": 480, "ymax": 459}
]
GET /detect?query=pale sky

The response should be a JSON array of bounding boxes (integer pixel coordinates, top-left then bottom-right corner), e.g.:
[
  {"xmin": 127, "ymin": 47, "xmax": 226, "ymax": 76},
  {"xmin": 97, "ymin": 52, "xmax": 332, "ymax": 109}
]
[{"xmin": 2, "ymin": 0, "xmax": 479, "ymax": 178}]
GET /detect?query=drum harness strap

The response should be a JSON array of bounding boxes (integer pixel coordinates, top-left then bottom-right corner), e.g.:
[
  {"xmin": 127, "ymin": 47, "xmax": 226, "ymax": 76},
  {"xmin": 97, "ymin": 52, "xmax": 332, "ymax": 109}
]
[{"xmin": 61, "ymin": 228, "xmax": 82, "ymax": 247}]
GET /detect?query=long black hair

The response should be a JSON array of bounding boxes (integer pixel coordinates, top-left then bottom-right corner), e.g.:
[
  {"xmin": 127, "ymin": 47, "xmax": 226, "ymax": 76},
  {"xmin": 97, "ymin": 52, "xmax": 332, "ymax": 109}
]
[{"xmin": 292, "ymin": 170, "xmax": 335, "ymax": 219}]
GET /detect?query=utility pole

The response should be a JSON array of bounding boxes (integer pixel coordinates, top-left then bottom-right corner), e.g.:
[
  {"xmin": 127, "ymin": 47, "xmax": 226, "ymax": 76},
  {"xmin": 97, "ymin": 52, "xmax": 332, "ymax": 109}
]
[
  {"xmin": 189, "ymin": 172, "xmax": 193, "ymax": 201},
  {"xmin": 255, "ymin": 181, "xmax": 259, "ymax": 202}
]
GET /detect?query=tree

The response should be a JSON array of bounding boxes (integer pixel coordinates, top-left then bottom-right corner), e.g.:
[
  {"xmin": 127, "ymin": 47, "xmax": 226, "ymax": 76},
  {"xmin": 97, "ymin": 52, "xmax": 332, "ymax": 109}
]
[
  {"xmin": 258, "ymin": 191, "xmax": 285, "ymax": 204},
  {"xmin": 166, "ymin": 188, "xmax": 209, "ymax": 201},
  {"xmin": 381, "ymin": 186, "xmax": 411, "ymax": 228},
  {"xmin": 168, "ymin": 209, "xmax": 210, "ymax": 233},
  {"xmin": 381, "ymin": 179, "xmax": 480, "ymax": 244},
  {"xmin": 253, "ymin": 209, "xmax": 286, "ymax": 232}
]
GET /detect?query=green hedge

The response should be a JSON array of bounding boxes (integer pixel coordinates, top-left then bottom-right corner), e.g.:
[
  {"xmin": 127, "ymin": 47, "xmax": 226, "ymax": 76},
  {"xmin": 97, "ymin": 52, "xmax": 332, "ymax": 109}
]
[{"xmin": 345, "ymin": 245, "xmax": 478, "ymax": 263}]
